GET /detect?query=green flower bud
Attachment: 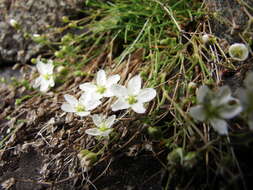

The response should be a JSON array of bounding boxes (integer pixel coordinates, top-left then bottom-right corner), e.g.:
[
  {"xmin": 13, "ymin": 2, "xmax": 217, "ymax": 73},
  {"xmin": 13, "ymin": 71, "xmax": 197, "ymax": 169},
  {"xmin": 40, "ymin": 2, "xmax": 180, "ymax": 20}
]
[
  {"xmin": 61, "ymin": 16, "xmax": 69, "ymax": 23},
  {"xmin": 31, "ymin": 58, "xmax": 37, "ymax": 64},
  {"xmin": 54, "ymin": 51, "xmax": 64, "ymax": 58}
]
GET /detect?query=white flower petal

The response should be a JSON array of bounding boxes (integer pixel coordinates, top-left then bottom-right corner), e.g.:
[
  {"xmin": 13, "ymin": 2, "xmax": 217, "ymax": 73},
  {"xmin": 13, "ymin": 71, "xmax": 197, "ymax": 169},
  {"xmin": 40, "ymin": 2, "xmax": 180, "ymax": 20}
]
[
  {"xmin": 189, "ymin": 105, "xmax": 206, "ymax": 122},
  {"xmin": 96, "ymin": 70, "xmax": 106, "ymax": 86},
  {"xmin": 39, "ymin": 79, "xmax": 50, "ymax": 92},
  {"xmin": 236, "ymin": 88, "xmax": 248, "ymax": 107},
  {"xmin": 218, "ymin": 98, "xmax": 242, "ymax": 119},
  {"xmin": 76, "ymin": 111, "xmax": 90, "ymax": 117},
  {"xmin": 48, "ymin": 77, "xmax": 55, "ymax": 87},
  {"xmin": 103, "ymin": 88, "xmax": 114, "ymax": 97},
  {"xmin": 85, "ymin": 128, "xmax": 103, "ymax": 136},
  {"xmin": 105, "ymin": 115, "xmax": 116, "ymax": 128},
  {"xmin": 244, "ymin": 72, "xmax": 253, "ymax": 90},
  {"xmin": 107, "ymin": 74, "xmax": 120, "ymax": 86},
  {"xmin": 197, "ymin": 85, "xmax": 210, "ymax": 103},
  {"xmin": 137, "ymin": 88, "xmax": 156, "ymax": 103},
  {"xmin": 45, "ymin": 60, "xmax": 54, "ymax": 74},
  {"xmin": 61, "ymin": 103, "xmax": 75, "ymax": 113},
  {"xmin": 214, "ymin": 86, "xmax": 232, "ymax": 106},
  {"xmin": 85, "ymin": 99, "xmax": 102, "ymax": 111},
  {"xmin": 79, "ymin": 83, "xmax": 96, "ymax": 92},
  {"xmin": 64, "ymin": 94, "xmax": 78, "ymax": 106},
  {"xmin": 33, "ymin": 76, "xmax": 42, "ymax": 88},
  {"xmin": 85, "ymin": 128, "xmax": 113, "ymax": 137},
  {"xmin": 110, "ymin": 84, "xmax": 128, "ymax": 97},
  {"xmin": 210, "ymin": 118, "xmax": 228, "ymax": 135},
  {"xmin": 36, "ymin": 61, "xmax": 47, "ymax": 75},
  {"xmin": 111, "ymin": 99, "xmax": 129, "ymax": 111},
  {"xmin": 131, "ymin": 103, "xmax": 146, "ymax": 113},
  {"xmin": 92, "ymin": 114, "xmax": 104, "ymax": 127},
  {"xmin": 127, "ymin": 75, "xmax": 142, "ymax": 95}
]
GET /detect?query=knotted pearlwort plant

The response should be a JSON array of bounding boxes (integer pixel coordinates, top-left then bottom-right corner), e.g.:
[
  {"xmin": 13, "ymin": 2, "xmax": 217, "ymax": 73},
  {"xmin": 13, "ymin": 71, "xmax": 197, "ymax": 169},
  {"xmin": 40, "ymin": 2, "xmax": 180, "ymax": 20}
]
[
  {"xmin": 60, "ymin": 70, "xmax": 157, "ymax": 137},
  {"xmin": 189, "ymin": 85, "xmax": 242, "ymax": 135}
]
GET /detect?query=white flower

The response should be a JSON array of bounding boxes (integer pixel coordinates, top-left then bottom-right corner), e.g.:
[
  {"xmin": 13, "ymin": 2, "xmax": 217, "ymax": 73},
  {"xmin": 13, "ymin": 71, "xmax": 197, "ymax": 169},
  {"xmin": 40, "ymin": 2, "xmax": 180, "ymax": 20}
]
[
  {"xmin": 111, "ymin": 75, "xmax": 156, "ymax": 113},
  {"xmin": 9, "ymin": 19, "xmax": 18, "ymax": 27},
  {"xmin": 33, "ymin": 59, "xmax": 55, "ymax": 92},
  {"xmin": 85, "ymin": 114, "xmax": 116, "ymax": 137},
  {"xmin": 229, "ymin": 43, "xmax": 249, "ymax": 61},
  {"xmin": 189, "ymin": 85, "xmax": 242, "ymax": 135},
  {"xmin": 79, "ymin": 70, "xmax": 120, "ymax": 99},
  {"xmin": 201, "ymin": 34, "xmax": 210, "ymax": 44},
  {"xmin": 61, "ymin": 94, "xmax": 101, "ymax": 117}
]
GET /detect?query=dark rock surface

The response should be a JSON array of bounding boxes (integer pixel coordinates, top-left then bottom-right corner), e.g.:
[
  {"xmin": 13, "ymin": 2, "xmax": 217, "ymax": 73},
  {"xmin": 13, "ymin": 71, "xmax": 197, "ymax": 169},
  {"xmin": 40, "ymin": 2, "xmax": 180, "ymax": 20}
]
[{"xmin": 0, "ymin": 0, "xmax": 84, "ymax": 64}]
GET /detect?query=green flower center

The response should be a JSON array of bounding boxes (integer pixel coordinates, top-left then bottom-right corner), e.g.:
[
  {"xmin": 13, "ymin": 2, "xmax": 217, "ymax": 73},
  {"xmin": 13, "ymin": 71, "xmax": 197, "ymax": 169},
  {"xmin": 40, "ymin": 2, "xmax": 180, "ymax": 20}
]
[
  {"xmin": 99, "ymin": 123, "xmax": 108, "ymax": 131},
  {"xmin": 75, "ymin": 104, "xmax": 86, "ymax": 112},
  {"xmin": 96, "ymin": 85, "xmax": 106, "ymax": 94},
  {"xmin": 127, "ymin": 96, "xmax": 137, "ymax": 105},
  {"xmin": 43, "ymin": 74, "xmax": 51, "ymax": 80},
  {"xmin": 230, "ymin": 47, "xmax": 244, "ymax": 58}
]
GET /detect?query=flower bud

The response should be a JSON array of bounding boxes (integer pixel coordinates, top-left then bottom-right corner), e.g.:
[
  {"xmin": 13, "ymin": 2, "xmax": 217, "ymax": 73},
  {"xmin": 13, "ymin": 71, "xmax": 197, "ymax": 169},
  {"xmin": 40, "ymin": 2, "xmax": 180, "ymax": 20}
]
[
  {"xmin": 9, "ymin": 19, "xmax": 18, "ymax": 28},
  {"xmin": 201, "ymin": 34, "xmax": 210, "ymax": 44},
  {"xmin": 229, "ymin": 43, "xmax": 249, "ymax": 61},
  {"xmin": 147, "ymin": 126, "xmax": 162, "ymax": 139},
  {"xmin": 78, "ymin": 150, "xmax": 98, "ymax": 170},
  {"xmin": 61, "ymin": 34, "xmax": 72, "ymax": 43},
  {"xmin": 54, "ymin": 51, "xmax": 64, "ymax": 58},
  {"xmin": 56, "ymin": 66, "xmax": 65, "ymax": 73},
  {"xmin": 61, "ymin": 16, "xmax": 69, "ymax": 23},
  {"xmin": 32, "ymin": 34, "xmax": 45, "ymax": 43},
  {"xmin": 188, "ymin": 82, "xmax": 197, "ymax": 90},
  {"xmin": 31, "ymin": 58, "xmax": 37, "ymax": 64}
]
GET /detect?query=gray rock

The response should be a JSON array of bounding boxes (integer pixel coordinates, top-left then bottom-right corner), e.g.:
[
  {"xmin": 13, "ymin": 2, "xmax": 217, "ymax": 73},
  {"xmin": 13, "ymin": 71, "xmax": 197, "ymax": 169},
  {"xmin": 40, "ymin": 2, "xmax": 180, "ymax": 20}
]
[{"xmin": 0, "ymin": 0, "xmax": 84, "ymax": 64}]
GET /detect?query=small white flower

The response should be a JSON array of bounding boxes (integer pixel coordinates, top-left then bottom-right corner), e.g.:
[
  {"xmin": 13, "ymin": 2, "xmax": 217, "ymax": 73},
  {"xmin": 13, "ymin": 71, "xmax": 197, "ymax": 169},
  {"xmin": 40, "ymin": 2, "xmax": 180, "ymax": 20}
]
[
  {"xmin": 201, "ymin": 34, "xmax": 210, "ymax": 44},
  {"xmin": 229, "ymin": 43, "xmax": 249, "ymax": 61},
  {"xmin": 189, "ymin": 85, "xmax": 242, "ymax": 135},
  {"xmin": 9, "ymin": 19, "xmax": 18, "ymax": 27},
  {"xmin": 85, "ymin": 114, "xmax": 116, "ymax": 137},
  {"xmin": 79, "ymin": 70, "xmax": 120, "ymax": 100},
  {"xmin": 33, "ymin": 59, "xmax": 55, "ymax": 92},
  {"xmin": 61, "ymin": 94, "xmax": 101, "ymax": 117},
  {"xmin": 111, "ymin": 75, "xmax": 156, "ymax": 113}
]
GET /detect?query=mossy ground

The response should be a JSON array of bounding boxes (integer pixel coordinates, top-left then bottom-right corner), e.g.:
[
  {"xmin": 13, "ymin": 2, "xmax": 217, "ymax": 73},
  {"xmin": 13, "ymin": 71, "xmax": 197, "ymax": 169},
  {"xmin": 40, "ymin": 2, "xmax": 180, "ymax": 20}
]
[{"xmin": 0, "ymin": 0, "xmax": 253, "ymax": 189}]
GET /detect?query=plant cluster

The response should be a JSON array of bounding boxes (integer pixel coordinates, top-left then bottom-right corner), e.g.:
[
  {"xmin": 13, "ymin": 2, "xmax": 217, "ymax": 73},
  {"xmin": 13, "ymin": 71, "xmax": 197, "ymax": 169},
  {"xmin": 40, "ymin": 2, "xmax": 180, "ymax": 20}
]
[{"xmin": 4, "ymin": 0, "xmax": 253, "ymax": 188}]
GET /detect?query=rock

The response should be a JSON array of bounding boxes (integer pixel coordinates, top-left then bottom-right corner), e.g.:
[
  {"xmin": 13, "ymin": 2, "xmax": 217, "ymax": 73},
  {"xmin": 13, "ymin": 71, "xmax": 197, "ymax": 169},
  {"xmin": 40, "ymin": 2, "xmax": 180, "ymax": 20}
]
[
  {"xmin": 0, "ymin": 0, "xmax": 84, "ymax": 64},
  {"xmin": 208, "ymin": 0, "xmax": 253, "ymax": 44}
]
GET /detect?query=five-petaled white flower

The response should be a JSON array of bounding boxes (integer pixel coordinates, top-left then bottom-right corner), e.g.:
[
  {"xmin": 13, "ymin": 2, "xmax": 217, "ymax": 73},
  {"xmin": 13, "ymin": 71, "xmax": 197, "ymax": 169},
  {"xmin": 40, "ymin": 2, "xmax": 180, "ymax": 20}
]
[
  {"xmin": 189, "ymin": 85, "xmax": 242, "ymax": 135},
  {"xmin": 79, "ymin": 70, "xmax": 120, "ymax": 99},
  {"xmin": 33, "ymin": 59, "xmax": 55, "ymax": 92},
  {"xmin": 85, "ymin": 114, "xmax": 116, "ymax": 137},
  {"xmin": 111, "ymin": 75, "xmax": 156, "ymax": 113},
  {"xmin": 229, "ymin": 43, "xmax": 249, "ymax": 61},
  {"xmin": 61, "ymin": 94, "xmax": 101, "ymax": 117}
]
